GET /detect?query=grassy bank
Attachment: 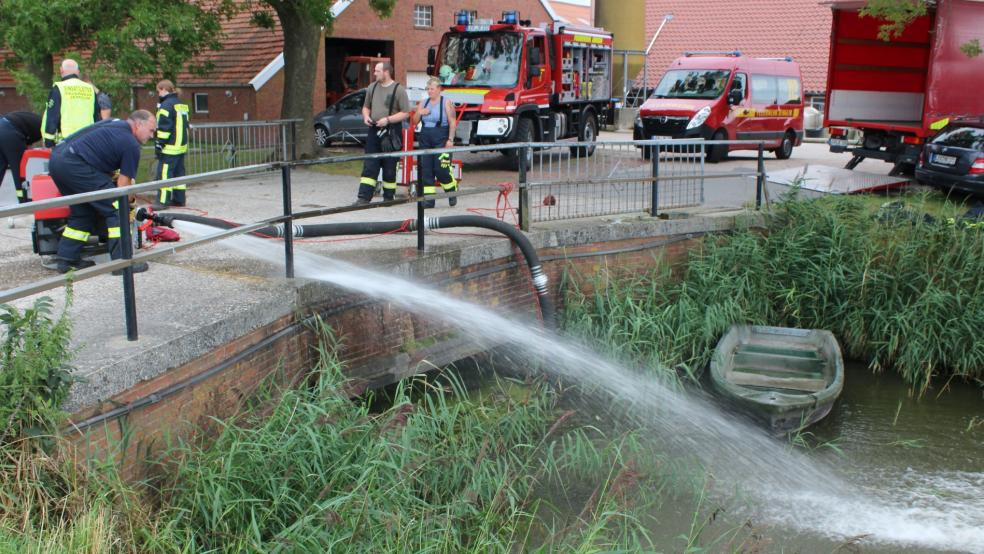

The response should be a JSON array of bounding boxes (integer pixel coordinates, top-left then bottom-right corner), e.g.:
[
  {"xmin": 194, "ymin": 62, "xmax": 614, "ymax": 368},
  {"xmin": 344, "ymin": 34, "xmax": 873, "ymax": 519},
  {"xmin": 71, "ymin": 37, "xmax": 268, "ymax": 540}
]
[
  {"xmin": 564, "ymin": 194, "xmax": 984, "ymax": 393},
  {"xmin": 4, "ymin": 316, "xmax": 745, "ymax": 552}
]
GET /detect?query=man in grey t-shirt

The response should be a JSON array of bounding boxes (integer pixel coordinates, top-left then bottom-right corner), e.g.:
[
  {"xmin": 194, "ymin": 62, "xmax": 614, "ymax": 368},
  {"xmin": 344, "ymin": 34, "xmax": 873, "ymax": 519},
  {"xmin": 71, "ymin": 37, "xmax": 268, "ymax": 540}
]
[{"xmin": 354, "ymin": 61, "xmax": 410, "ymax": 204}]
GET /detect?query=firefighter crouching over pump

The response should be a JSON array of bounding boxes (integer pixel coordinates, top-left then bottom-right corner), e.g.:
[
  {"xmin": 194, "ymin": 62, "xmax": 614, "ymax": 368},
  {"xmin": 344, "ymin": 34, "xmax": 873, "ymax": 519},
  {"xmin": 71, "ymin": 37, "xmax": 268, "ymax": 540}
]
[
  {"xmin": 412, "ymin": 77, "xmax": 458, "ymax": 208},
  {"xmin": 153, "ymin": 79, "xmax": 190, "ymax": 209},
  {"xmin": 41, "ymin": 59, "xmax": 101, "ymax": 147},
  {"xmin": 51, "ymin": 110, "xmax": 156, "ymax": 274}
]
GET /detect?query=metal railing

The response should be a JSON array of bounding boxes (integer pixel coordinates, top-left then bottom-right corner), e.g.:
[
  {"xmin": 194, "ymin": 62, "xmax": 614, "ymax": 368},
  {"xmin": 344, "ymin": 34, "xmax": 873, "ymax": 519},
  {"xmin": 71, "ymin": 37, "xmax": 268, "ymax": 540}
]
[
  {"xmin": 0, "ymin": 138, "xmax": 767, "ymax": 340},
  {"xmin": 185, "ymin": 119, "xmax": 300, "ymax": 174},
  {"xmin": 525, "ymin": 140, "xmax": 706, "ymax": 223}
]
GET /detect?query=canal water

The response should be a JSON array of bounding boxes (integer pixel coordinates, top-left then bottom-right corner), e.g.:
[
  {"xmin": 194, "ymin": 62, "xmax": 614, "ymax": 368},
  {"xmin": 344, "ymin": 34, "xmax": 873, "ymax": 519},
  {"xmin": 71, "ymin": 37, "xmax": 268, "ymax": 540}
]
[{"xmin": 181, "ymin": 221, "xmax": 984, "ymax": 553}]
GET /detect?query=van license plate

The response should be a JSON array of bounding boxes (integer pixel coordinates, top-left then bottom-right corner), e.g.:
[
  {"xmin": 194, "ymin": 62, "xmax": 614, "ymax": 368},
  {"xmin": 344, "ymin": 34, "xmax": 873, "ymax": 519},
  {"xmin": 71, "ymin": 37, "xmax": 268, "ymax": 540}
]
[{"xmin": 933, "ymin": 154, "xmax": 957, "ymax": 166}]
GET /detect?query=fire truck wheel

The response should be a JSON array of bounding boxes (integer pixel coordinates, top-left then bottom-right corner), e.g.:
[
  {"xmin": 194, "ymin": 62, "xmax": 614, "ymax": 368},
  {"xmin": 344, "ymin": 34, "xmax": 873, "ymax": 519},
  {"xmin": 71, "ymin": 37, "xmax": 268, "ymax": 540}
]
[
  {"xmin": 774, "ymin": 130, "xmax": 795, "ymax": 160},
  {"xmin": 707, "ymin": 129, "xmax": 729, "ymax": 163},
  {"xmin": 315, "ymin": 125, "xmax": 332, "ymax": 147},
  {"xmin": 507, "ymin": 117, "xmax": 535, "ymax": 171},
  {"xmin": 570, "ymin": 112, "xmax": 598, "ymax": 158}
]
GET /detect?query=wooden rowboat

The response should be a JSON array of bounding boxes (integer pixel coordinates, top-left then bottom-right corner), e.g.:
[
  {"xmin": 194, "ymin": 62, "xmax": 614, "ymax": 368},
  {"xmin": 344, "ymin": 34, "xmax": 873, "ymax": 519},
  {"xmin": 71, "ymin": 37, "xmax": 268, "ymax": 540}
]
[{"xmin": 710, "ymin": 325, "xmax": 844, "ymax": 435}]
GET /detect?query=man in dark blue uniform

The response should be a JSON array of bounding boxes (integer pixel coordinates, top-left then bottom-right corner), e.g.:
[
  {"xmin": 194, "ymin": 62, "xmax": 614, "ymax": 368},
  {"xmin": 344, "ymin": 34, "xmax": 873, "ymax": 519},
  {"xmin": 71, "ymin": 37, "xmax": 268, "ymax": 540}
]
[
  {"xmin": 0, "ymin": 111, "xmax": 42, "ymax": 203},
  {"xmin": 51, "ymin": 110, "xmax": 156, "ymax": 274}
]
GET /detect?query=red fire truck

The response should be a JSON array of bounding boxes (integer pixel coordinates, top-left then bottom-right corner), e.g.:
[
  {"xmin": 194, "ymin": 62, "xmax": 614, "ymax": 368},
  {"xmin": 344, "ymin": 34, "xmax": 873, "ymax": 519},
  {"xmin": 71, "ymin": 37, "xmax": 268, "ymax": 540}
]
[
  {"xmin": 823, "ymin": 0, "xmax": 984, "ymax": 173},
  {"xmin": 427, "ymin": 10, "xmax": 614, "ymax": 168}
]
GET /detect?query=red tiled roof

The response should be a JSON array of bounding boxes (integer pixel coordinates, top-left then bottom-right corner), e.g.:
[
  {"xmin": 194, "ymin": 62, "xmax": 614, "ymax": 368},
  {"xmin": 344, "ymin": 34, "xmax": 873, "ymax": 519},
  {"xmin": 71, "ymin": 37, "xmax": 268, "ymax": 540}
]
[
  {"xmin": 638, "ymin": 0, "xmax": 832, "ymax": 93},
  {"xmin": 176, "ymin": 9, "xmax": 283, "ymax": 86},
  {"xmin": 0, "ymin": 10, "xmax": 282, "ymax": 89}
]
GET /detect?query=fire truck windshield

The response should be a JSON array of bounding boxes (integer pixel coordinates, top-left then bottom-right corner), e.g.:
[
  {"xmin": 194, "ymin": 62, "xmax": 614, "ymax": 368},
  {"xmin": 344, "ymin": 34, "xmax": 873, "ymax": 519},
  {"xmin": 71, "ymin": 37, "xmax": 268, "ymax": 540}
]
[
  {"xmin": 652, "ymin": 69, "xmax": 731, "ymax": 100},
  {"xmin": 437, "ymin": 32, "xmax": 522, "ymax": 87}
]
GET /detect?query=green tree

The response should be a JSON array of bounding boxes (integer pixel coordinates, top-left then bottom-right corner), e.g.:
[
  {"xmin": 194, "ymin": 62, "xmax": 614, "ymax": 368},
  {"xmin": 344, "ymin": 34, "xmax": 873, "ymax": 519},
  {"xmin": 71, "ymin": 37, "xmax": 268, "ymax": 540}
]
[
  {"xmin": 253, "ymin": 0, "xmax": 397, "ymax": 158},
  {"xmin": 0, "ymin": 0, "xmax": 235, "ymax": 111}
]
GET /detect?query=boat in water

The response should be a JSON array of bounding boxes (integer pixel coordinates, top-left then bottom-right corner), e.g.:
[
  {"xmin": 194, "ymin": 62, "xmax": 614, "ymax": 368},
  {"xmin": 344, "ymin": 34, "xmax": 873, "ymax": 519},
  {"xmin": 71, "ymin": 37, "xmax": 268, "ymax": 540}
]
[{"xmin": 710, "ymin": 325, "xmax": 845, "ymax": 435}]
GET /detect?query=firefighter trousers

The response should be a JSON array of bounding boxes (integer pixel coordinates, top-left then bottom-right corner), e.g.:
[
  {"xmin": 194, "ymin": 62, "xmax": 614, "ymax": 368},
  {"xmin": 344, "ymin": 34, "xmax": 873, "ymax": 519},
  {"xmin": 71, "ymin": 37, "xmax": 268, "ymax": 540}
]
[
  {"xmin": 416, "ymin": 126, "xmax": 457, "ymax": 200},
  {"xmin": 0, "ymin": 118, "xmax": 29, "ymax": 203},
  {"xmin": 51, "ymin": 149, "xmax": 123, "ymax": 262},
  {"xmin": 155, "ymin": 153, "xmax": 187, "ymax": 205},
  {"xmin": 358, "ymin": 124, "xmax": 398, "ymax": 201}
]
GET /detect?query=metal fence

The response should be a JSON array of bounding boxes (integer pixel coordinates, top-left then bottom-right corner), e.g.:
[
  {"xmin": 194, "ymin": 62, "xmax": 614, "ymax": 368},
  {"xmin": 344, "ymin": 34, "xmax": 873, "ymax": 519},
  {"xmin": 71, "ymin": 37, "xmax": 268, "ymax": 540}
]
[
  {"xmin": 185, "ymin": 119, "xmax": 300, "ymax": 175},
  {"xmin": 526, "ymin": 140, "xmax": 705, "ymax": 223},
  {"xmin": 0, "ymin": 138, "xmax": 767, "ymax": 340}
]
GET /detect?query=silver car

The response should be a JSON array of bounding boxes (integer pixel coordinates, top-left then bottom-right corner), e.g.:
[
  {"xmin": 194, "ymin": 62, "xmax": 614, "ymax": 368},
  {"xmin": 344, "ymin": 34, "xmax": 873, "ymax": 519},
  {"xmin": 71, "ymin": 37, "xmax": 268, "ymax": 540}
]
[
  {"xmin": 314, "ymin": 90, "xmax": 368, "ymax": 147},
  {"xmin": 314, "ymin": 87, "xmax": 427, "ymax": 147}
]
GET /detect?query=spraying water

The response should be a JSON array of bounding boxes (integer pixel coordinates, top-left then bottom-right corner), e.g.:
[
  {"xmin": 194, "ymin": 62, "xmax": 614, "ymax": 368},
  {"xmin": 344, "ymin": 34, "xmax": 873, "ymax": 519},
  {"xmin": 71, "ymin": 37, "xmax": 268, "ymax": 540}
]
[{"xmin": 176, "ymin": 221, "xmax": 984, "ymax": 553}]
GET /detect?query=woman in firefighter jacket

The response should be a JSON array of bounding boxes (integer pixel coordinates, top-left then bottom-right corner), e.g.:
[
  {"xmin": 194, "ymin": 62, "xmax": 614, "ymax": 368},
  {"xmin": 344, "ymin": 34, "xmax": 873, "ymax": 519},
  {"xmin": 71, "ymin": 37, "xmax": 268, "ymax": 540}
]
[
  {"xmin": 412, "ymin": 77, "xmax": 458, "ymax": 208},
  {"xmin": 153, "ymin": 79, "xmax": 190, "ymax": 209}
]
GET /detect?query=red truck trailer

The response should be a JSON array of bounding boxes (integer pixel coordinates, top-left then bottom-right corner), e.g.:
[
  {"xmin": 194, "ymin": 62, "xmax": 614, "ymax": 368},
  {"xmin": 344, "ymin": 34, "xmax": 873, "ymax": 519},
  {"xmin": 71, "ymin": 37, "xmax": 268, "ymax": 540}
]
[
  {"xmin": 824, "ymin": 0, "xmax": 984, "ymax": 174},
  {"xmin": 427, "ymin": 10, "xmax": 614, "ymax": 168}
]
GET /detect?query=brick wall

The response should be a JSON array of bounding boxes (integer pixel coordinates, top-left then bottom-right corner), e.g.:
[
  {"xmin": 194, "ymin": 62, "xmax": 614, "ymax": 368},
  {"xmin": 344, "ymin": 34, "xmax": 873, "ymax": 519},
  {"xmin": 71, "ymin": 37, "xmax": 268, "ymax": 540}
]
[
  {"xmin": 68, "ymin": 231, "xmax": 699, "ymax": 481},
  {"xmin": 332, "ymin": 0, "xmax": 553, "ymax": 85},
  {"xmin": 0, "ymin": 88, "xmax": 32, "ymax": 113}
]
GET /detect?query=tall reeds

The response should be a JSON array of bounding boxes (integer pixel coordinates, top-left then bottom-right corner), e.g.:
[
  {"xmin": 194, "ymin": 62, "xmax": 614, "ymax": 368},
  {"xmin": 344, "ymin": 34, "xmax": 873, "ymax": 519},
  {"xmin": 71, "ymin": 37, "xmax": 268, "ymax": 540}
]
[{"xmin": 565, "ymin": 195, "xmax": 984, "ymax": 393}]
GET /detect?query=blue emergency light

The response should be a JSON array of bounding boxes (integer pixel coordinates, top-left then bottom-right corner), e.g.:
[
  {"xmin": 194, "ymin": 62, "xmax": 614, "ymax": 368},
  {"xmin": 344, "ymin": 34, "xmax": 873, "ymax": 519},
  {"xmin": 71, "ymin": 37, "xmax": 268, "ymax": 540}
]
[
  {"xmin": 501, "ymin": 11, "xmax": 519, "ymax": 24},
  {"xmin": 456, "ymin": 11, "xmax": 471, "ymax": 26}
]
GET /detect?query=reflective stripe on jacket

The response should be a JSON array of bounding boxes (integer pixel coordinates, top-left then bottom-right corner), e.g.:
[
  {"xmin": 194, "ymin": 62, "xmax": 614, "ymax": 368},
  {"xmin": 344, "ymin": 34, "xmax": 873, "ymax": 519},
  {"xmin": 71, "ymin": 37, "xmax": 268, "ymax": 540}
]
[{"xmin": 156, "ymin": 93, "xmax": 190, "ymax": 155}]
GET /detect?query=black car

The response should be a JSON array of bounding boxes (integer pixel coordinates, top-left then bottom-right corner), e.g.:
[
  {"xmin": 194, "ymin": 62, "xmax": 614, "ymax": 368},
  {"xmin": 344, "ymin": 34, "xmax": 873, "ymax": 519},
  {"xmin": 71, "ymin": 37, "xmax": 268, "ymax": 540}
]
[
  {"xmin": 916, "ymin": 121, "xmax": 984, "ymax": 195},
  {"xmin": 314, "ymin": 90, "xmax": 369, "ymax": 147}
]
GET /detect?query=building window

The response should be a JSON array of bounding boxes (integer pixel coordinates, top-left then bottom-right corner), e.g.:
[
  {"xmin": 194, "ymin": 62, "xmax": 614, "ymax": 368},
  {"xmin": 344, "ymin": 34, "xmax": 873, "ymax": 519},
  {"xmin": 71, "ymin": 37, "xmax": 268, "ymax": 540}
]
[
  {"xmin": 413, "ymin": 5, "xmax": 433, "ymax": 28},
  {"xmin": 194, "ymin": 93, "xmax": 209, "ymax": 114}
]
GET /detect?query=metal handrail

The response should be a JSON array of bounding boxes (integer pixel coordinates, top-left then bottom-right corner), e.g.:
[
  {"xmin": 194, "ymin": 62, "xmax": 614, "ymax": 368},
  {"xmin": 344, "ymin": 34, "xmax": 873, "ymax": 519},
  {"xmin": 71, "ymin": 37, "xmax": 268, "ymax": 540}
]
[{"xmin": 1, "ymin": 137, "xmax": 768, "ymax": 338}]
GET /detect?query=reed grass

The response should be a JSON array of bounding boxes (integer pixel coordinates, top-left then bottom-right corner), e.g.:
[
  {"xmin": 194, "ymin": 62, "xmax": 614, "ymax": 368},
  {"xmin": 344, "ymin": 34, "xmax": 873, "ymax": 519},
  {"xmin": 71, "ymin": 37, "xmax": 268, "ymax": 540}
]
[
  {"xmin": 141, "ymin": 331, "xmax": 683, "ymax": 552},
  {"xmin": 564, "ymin": 194, "xmax": 984, "ymax": 394}
]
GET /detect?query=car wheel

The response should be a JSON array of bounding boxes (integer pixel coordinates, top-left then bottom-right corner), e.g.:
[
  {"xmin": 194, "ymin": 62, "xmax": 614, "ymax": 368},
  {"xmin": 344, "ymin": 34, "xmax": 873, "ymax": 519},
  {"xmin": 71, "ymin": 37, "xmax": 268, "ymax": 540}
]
[
  {"xmin": 315, "ymin": 125, "xmax": 332, "ymax": 147},
  {"xmin": 570, "ymin": 112, "xmax": 598, "ymax": 158},
  {"xmin": 707, "ymin": 129, "xmax": 728, "ymax": 163},
  {"xmin": 774, "ymin": 130, "xmax": 794, "ymax": 160}
]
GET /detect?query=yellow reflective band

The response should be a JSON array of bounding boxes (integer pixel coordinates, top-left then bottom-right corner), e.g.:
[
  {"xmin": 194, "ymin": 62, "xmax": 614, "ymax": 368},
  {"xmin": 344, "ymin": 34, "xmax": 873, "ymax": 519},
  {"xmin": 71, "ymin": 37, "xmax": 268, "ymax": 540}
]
[
  {"xmin": 381, "ymin": 182, "xmax": 397, "ymax": 190},
  {"xmin": 161, "ymin": 144, "xmax": 187, "ymax": 155},
  {"xmin": 360, "ymin": 177, "xmax": 377, "ymax": 186},
  {"xmin": 930, "ymin": 118, "xmax": 949, "ymax": 131},
  {"xmin": 16, "ymin": 189, "xmax": 24, "ymax": 197},
  {"xmin": 441, "ymin": 178, "xmax": 458, "ymax": 191},
  {"xmin": 162, "ymin": 163, "xmax": 170, "ymax": 179},
  {"xmin": 423, "ymin": 186, "xmax": 437, "ymax": 194},
  {"xmin": 42, "ymin": 131, "xmax": 57, "ymax": 140},
  {"xmin": 173, "ymin": 184, "xmax": 187, "ymax": 190},
  {"xmin": 62, "ymin": 227, "xmax": 90, "ymax": 242},
  {"xmin": 156, "ymin": 130, "xmax": 172, "ymax": 139},
  {"xmin": 107, "ymin": 226, "xmax": 121, "ymax": 239},
  {"xmin": 174, "ymin": 104, "xmax": 189, "ymax": 148},
  {"xmin": 157, "ymin": 109, "xmax": 168, "ymax": 118},
  {"xmin": 112, "ymin": 200, "xmax": 119, "ymax": 209}
]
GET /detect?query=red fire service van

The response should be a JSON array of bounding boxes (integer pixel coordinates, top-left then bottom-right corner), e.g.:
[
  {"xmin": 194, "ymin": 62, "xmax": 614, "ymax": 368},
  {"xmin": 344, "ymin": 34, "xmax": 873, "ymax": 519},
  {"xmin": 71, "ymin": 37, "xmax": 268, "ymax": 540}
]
[
  {"xmin": 634, "ymin": 52, "xmax": 805, "ymax": 162},
  {"xmin": 427, "ymin": 10, "xmax": 614, "ymax": 169}
]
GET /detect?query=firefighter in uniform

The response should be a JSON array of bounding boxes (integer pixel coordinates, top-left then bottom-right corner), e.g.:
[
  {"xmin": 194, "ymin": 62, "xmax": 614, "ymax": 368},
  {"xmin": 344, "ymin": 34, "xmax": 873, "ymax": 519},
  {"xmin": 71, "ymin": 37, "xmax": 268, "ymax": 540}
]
[
  {"xmin": 412, "ymin": 77, "xmax": 459, "ymax": 208},
  {"xmin": 0, "ymin": 111, "xmax": 42, "ymax": 203},
  {"xmin": 51, "ymin": 110, "xmax": 156, "ymax": 274},
  {"xmin": 355, "ymin": 61, "xmax": 410, "ymax": 205},
  {"xmin": 153, "ymin": 79, "xmax": 190, "ymax": 209},
  {"xmin": 40, "ymin": 59, "xmax": 101, "ymax": 147}
]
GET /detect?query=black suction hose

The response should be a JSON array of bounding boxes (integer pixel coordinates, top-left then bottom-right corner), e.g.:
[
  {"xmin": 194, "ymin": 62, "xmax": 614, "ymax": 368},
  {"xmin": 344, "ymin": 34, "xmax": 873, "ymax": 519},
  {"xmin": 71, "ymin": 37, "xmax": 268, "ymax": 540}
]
[{"xmin": 137, "ymin": 210, "xmax": 555, "ymax": 328}]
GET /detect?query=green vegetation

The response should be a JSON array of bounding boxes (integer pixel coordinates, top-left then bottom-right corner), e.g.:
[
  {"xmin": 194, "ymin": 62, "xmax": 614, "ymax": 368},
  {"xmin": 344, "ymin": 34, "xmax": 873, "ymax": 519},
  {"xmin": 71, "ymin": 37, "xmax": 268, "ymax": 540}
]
[{"xmin": 564, "ymin": 194, "xmax": 984, "ymax": 394}]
